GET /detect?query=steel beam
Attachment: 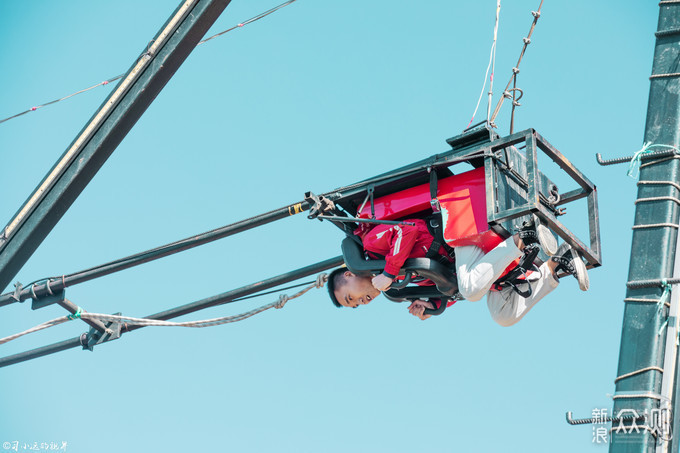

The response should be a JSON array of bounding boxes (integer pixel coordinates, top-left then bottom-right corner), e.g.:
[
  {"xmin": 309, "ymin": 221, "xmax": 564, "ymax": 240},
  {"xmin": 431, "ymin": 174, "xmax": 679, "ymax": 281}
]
[
  {"xmin": 0, "ymin": 200, "xmax": 311, "ymax": 308},
  {"xmin": 0, "ymin": 0, "xmax": 233, "ymax": 292}
]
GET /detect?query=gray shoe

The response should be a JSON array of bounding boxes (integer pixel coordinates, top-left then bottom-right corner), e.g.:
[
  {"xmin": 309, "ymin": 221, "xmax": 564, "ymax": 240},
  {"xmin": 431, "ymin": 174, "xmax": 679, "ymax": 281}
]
[
  {"xmin": 551, "ymin": 242, "xmax": 589, "ymax": 291},
  {"xmin": 519, "ymin": 215, "xmax": 558, "ymax": 256}
]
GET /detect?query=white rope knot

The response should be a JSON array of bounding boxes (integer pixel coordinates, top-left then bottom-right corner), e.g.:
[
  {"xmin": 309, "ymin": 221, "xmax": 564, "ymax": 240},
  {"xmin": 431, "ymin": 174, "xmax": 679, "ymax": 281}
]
[
  {"xmin": 315, "ymin": 273, "xmax": 328, "ymax": 289},
  {"xmin": 512, "ymin": 67, "xmax": 520, "ymax": 74},
  {"xmin": 275, "ymin": 294, "xmax": 289, "ymax": 309},
  {"xmin": 523, "ymin": 37, "xmax": 531, "ymax": 45},
  {"xmin": 531, "ymin": 10, "xmax": 541, "ymax": 18}
]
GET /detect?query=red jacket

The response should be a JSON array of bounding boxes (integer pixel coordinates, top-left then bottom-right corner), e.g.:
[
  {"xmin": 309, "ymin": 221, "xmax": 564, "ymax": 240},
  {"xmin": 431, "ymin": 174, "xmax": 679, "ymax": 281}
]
[
  {"xmin": 357, "ymin": 219, "xmax": 448, "ymax": 277},
  {"xmin": 357, "ymin": 219, "xmax": 456, "ymax": 309}
]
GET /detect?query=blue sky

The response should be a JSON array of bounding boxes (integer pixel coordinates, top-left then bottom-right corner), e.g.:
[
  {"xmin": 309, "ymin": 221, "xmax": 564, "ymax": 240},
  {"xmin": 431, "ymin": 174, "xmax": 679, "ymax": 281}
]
[{"xmin": 0, "ymin": 1, "xmax": 661, "ymax": 452}]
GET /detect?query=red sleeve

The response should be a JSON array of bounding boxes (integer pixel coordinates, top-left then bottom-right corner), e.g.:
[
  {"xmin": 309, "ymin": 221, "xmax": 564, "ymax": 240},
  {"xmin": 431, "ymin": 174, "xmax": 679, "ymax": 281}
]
[{"xmin": 362, "ymin": 223, "xmax": 420, "ymax": 278}]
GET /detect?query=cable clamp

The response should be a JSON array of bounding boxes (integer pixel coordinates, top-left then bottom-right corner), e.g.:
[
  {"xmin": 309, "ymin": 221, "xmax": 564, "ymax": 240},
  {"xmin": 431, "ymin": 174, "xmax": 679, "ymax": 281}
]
[
  {"xmin": 523, "ymin": 37, "xmax": 531, "ymax": 45},
  {"xmin": 304, "ymin": 192, "xmax": 336, "ymax": 219},
  {"xmin": 512, "ymin": 67, "xmax": 520, "ymax": 75},
  {"xmin": 531, "ymin": 10, "xmax": 541, "ymax": 18},
  {"xmin": 81, "ymin": 312, "xmax": 122, "ymax": 351}
]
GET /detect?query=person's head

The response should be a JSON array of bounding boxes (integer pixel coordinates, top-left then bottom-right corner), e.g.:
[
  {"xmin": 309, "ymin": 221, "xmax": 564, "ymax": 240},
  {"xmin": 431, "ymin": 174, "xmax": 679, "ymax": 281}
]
[{"xmin": 327, "ymin": 268, "xmax": 381, "ymax": 308}]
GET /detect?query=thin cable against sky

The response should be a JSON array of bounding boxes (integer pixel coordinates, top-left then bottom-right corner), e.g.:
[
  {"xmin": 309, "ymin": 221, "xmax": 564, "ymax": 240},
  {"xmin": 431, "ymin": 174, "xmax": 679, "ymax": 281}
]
[{"xmin": 0, "ymin": 0, "xmax": 299, "ymax": 126}]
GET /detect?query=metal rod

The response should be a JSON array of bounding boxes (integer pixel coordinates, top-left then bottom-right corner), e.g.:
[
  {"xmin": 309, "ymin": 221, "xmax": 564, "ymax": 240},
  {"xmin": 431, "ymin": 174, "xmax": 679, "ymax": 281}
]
[
  {"xmin": 627, "ymin": 278, "xmax": 680, "ymax": 288},
  {"xmin": 0, "ymin": 201, "xmax": 311, "ymax": 307},
  {"xmin": 316, "ymin": 215, "xmax": 416, "ymax": 226},
  {"xmin": 0, "ymin": 338, "xmax": 82, "ymax": 369},
  {"xmin": 565, "ymin": 411, "xmax": 646, "ymax": 426},
  {"xmin": 0, "ymin": 255, "xmax": 344, "ymax": 368},
  {"xmin": 57, "ymin": 299, "xmax": 107, "ymax": 334},
  {"xmin": 596, "ymin": 149, "xmax": 678, "ymax": 166},
  {"xmin": 0, "ymin": 0, "xmax": 234, "ymax": 293}
]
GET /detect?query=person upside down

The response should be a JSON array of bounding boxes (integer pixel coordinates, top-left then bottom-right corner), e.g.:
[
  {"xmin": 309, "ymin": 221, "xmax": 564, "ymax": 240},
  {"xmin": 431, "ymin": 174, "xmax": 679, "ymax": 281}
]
[{"xmin": 327, "ymin": 218, "xmax": 589, "ymax": 326}]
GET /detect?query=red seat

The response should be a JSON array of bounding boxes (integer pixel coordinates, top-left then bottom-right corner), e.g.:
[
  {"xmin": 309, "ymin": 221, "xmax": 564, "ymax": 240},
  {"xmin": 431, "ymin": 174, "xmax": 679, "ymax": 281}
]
[{"xmin": 357, "ymin": 167, "xmax": 520, "ymax": 277}]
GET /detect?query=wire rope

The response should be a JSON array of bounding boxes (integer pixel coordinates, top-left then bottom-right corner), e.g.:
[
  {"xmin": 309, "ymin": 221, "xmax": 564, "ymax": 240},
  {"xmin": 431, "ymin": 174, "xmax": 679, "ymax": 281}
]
[
  {"xmin": 466, "ymin": 1, "xmax": 501, "ymax": 129},
  {"xmin": 0, "ymin": 0, "xmax": 299, "ymax": 126}
]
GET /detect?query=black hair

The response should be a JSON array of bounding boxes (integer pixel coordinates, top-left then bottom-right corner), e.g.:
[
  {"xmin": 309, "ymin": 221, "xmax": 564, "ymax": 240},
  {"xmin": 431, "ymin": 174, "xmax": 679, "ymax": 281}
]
[{"xmin": 327, "ymin": 267, "xmax": 348, "ymax": 308}]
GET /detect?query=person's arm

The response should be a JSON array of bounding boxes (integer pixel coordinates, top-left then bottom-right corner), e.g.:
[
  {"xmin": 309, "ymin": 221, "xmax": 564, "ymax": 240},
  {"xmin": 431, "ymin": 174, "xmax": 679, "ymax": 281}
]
[{"xmin": 363, "ymin": 223, "xmax": 421, "ymax": 290}]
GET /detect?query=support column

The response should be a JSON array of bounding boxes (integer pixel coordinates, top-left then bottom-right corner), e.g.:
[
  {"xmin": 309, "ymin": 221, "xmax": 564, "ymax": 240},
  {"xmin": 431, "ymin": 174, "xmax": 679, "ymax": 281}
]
[{"xmin": 611, "ymin": 4, "xmax": 680, "ymax": 452}]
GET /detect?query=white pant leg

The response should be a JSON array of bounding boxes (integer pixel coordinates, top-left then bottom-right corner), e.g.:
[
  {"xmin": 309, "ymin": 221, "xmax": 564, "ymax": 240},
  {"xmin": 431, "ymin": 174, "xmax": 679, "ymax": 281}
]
[
  {"xmin": 455, "ymin": 237, "xmax": 523, "ymax": 302},
  {"xmin": 486, "ymin": 262, "xmax": 560, "ymax": 327}
]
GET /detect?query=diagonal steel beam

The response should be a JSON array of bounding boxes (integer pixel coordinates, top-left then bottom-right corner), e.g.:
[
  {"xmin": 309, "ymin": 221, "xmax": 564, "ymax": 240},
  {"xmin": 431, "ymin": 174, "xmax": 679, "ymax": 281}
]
[{"xmin": 0, "ymin": 0, "xmax": 233, "ymax": 292}]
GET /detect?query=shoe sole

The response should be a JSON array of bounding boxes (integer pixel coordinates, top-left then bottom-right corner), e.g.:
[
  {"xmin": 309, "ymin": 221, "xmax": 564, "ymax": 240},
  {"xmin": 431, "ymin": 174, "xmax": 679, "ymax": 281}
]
[
  {"xmin": 535, "ymin": 219, "xmax": 558, "ymax": 256},
  {"xmin": 570, "ymin": 248, "xmax": 590, "ymax": 291}
]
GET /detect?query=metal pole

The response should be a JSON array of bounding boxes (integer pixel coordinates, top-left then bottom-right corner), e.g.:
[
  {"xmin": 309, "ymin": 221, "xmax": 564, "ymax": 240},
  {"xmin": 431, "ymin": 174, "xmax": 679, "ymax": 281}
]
[
  {"xmin": 0, "ymin": 255, "xmax": 344, "ymax": 368},
  {"xmin": 0, "ymin": 0, "xmax": 233, "ymax": 293},
  {"xmin": 610, "ymin": 4, "xmax": 680, "ymax": 452},
  {"xmin": 0, "ymin": 201, "xmax": 310, "ymax": 308}
]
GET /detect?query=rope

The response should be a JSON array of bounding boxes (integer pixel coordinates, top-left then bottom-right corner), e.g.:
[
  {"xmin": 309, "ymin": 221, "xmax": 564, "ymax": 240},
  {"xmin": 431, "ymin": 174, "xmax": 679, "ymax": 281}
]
[
  {"xmin": 615, "ymin": 366, "xmax": 664, "ymax": 383},
  {"xmin": 635, "ymin": 196, "xmax": 680, "ymax": 205},
  {"xmin": 640, "ymin": 155, "xmax": 680, "ymax": 169},
  {"xmin": 612, "ymin": 392, "xmax": 663, "ymax": 401},
  {"xmin": 660, "ymin": 1, "xmax": 680, "ymax": 4},
  {"xmin": 632, "ymin": 223, "xmax": 679, "ymax": 229},
  {"xmin": 624, "ymin": 297, "xmax": 671, "ymax": 308},
  {"xmin": 638, "ymin": 180, "xmax": 680, "ymax": 192},
  {"xmin": 627, "ymin": 143, "xmax": 680, "ymax": 179},
  {"xmin": 467, "ymin": 0, "xmax": 501, "ymax": 129},
  {"xmin": 0, "ymin": 274, "xmax": 328, "ymax": 346},
  {"xmin": 0, "ymin": 0, "xmax": 299, "ymax": 126},
  {"xmin": 488, "ymin": 0, "xmax": 543, "ymax": 127},
  {"xmin": 650, "ymin": 72, "xmax": 680, "ymax": 79},
  {"xmin": 0, "ymin": 317, "xmax": 72, "ymax": 346}
]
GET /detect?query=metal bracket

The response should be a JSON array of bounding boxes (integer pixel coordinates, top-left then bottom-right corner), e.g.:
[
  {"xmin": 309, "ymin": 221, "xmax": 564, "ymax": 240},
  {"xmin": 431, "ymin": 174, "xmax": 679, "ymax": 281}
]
[
  {"xmin": 31, "ymin": 289, "xmax": 65, "ymax": 310},
  {"xmin": 11, "ymin": 281, "xmax": 23, "ymax": 302},
  {"xmin": 304, "ymin": 191, "xmax": 336, "ymax": 220},
  {"xmin": 80, "ymin": 312, "xmax": 122, "ymax": 351}
]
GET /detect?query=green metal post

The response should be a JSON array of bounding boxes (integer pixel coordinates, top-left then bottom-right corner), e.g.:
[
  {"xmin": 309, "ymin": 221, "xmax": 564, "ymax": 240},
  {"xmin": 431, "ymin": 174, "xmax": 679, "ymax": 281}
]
[
  {"xmin": 0, "ymin": 0, "xmax": 232, "ymax": 293},
  {"xmin": 610, "ymin": 4, "xmax": 680, "ymax": 452}
]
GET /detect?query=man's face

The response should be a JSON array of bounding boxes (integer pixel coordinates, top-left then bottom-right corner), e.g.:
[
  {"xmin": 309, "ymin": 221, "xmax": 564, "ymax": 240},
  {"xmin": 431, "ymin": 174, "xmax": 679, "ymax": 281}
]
[{"xmin": 333, "ymin": 271, "xmax": 381, "ymax": 308}]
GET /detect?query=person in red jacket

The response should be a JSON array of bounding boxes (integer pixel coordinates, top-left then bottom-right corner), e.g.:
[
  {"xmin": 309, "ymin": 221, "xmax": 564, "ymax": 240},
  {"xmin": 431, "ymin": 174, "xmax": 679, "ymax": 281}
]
[{"xmin": 327, "ymin": 218, "xmax": 588, "ymax": 325}]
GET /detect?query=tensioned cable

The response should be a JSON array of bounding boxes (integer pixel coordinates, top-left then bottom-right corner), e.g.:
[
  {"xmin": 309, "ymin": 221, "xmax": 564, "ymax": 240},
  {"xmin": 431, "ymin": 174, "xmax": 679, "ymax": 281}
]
[
  {"xmin": 488, "ymin": 0, "xmax": 544, "ymax": 127},
  {"xmin": 466, "ymin": 0, "xmax": 501, "ymax": 129},
  {"xmin": 0, "ymin": 274, "xmax": 327, "ymax": 346},
  {"xmin": 0, "ymin": 0, "xmax": 299, "ymax": 126}
]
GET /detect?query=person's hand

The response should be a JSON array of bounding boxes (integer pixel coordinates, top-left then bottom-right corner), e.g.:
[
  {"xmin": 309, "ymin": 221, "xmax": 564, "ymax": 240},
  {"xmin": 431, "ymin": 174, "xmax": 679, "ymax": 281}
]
[
  {"xmin": 371, "ymin": 273, "xmax": 393, "ymax": 291},
  {"xmin": 408, "ymin": 299, "xmax": 434, "ymax": 320}
]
